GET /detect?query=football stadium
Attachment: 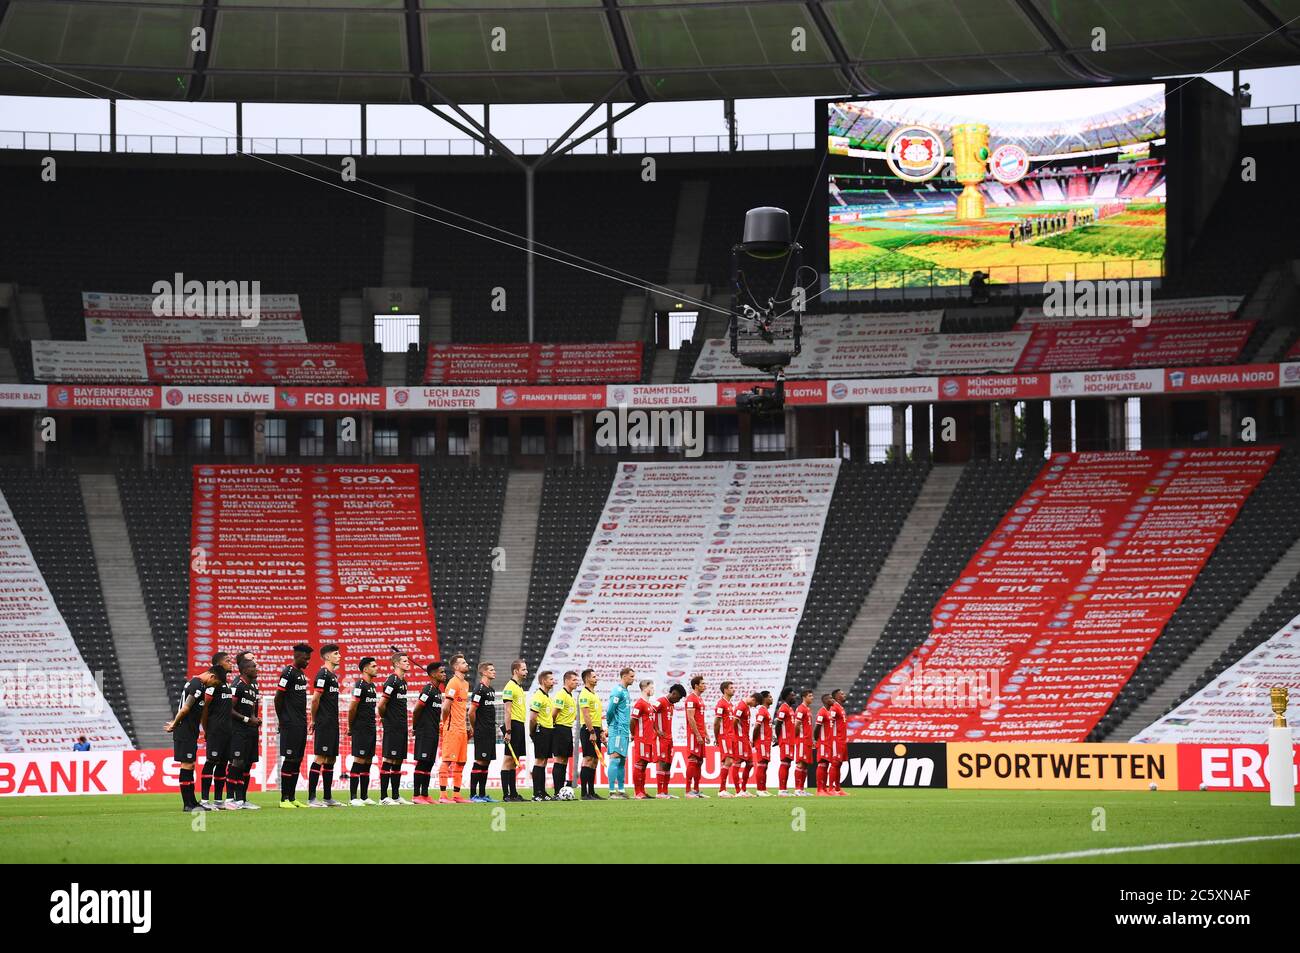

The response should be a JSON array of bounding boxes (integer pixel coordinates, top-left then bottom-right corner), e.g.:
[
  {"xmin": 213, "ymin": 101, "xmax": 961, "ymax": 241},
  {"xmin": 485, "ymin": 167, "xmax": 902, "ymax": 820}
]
[{"xmin": 0, "ymin": 0, "xmax": 1298, "ymax": 922}]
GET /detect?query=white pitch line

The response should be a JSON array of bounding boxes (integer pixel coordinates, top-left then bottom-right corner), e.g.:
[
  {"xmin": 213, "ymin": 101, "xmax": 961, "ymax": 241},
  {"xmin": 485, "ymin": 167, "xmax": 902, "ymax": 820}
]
[{"xmin": 963, "ymin": 832, "xmax": 1300, "ymax": 864}]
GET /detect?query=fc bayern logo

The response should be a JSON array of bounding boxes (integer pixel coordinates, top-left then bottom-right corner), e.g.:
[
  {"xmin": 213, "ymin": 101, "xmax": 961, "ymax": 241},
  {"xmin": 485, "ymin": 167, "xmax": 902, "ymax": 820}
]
[
  {"xmin": 989, "ymin": 143, "xmax": 1030, "ymax": 184},
  {"xmin": 830, "ymin": 382, "xmax": 848, "ymax": 400},
  {"xmin": 166, "ymin": 388, "xmax": 184, "ymax": 406},
  {"xmin": 393, "ymin": 389, "xmax": 409, "ymax": 405},
  {"xmin": 884, "ymin": 125, "xmax": 946, "ymax": 182},
  {"xmin": 501, "ymin": 389, "xmax": 517, "ymax": 406}
]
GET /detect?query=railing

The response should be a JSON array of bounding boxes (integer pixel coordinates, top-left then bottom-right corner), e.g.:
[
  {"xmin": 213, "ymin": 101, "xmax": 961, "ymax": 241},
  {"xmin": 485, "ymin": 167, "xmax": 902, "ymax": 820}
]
[
  {"xmin": 825, "ymin": 258, "xmax": 1166, "ymax": 298},
  {"xmin": 0, "ymin": 130, "xmax": 816, "ymax": 156},
  {"xmin": 1241, "ymin": 103, "xmax": 1300, "ymax": 126}
]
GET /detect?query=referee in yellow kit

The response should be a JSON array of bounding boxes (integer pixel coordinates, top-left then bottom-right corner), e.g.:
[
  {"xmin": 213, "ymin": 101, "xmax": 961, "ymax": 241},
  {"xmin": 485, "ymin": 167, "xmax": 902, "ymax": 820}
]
[
  {"xmin": 528, "ymin": 671, "xmax": 556, "ymax": 801},
  {"xmin": 551, "ymin": 671, "xmax": 579, "ymax": 796},
  {"xmin": 577, "ymin": 668, "xmax": 605, "ymax": 799},
  {"xmin": 500, "ymin": 659, "xmax": 528, "ymax": 802}
]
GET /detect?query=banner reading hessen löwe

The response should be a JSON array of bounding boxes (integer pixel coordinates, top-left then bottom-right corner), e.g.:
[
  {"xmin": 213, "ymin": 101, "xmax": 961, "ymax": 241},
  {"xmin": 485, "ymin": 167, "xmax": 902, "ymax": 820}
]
[
  {"xmin": 188, "ymin": 465, "xmax": 437, "ymax": 679},
  {"xmin": 532, "ymin": 460, "xmax": 838, "ymax": 737},
  {"xmin": 854, "ymin": 448, "xmax": 1277, "ymax": 743}
]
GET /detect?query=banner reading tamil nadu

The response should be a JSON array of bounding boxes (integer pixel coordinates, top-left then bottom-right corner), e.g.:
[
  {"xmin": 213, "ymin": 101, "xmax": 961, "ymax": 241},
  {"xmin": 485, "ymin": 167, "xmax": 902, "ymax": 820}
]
[
  {"xmin": 854, "ymin": 448, "xmax": 1277, "ymax": 743},
  {"xmin": 188, "ymin": 465, "xmax": 437, "ymax": 678},
  {"xmin": 532, "ymin": 459, "xmax": 839, "ymax": 733}
]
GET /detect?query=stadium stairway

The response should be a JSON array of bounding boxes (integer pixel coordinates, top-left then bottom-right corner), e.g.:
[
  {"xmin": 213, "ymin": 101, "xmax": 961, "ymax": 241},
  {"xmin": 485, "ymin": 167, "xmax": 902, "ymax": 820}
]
[
  {"xmin": 0, "ymin": 342, "xmax": 17, "ymax": 383},
  {"xmin": 814, "ymin": 464, "xmax": 962, "ymax": 698},
  {"xmin": 667, "ymin": 180, "xmax": 709, "ymax": 284},
  {"xmin": 477, "ymin": 470, "xmax": 543, "ymax": 668},
  {"xmin": 1112, "ymin": 495, "xmax": 1300, "ymax": 740},
  {"xmin": 520, "ymin": 465, "xmax": 614, "ymax": 672},
  {"xmin": 382, "ymin": 183, "xmax": 417, "ymax": 288},
  {"xmin": 783, "ymin": 461, "xmax": 931, "ymax": 695},
  {"xmin": 845, "ymin": 458, "xmax": 1045, "ymax": 711},
  {"xmin": 79, "ymin": 474, "xmax": 171, "ymax": 747},
  {"xmin": 382, "ymin": 351, "xmax": 407, "ymax": 385},
  {"xmin": 615, "ymin": 292, "xmax": 649, "ymax": 343},
  {"xmin": 15, "ymin": 289, "xmax": 50, "ymax": 338},
  {"xmin": 651, "ymin": 349, "xmax": 678, "ymax": 383},
  {"xmin": 1091, "ymin": 449, "xmax": 1300, "ymax": 739},
  {"xmin": 427, "ymin": 294, "xmax": 453, "ymax": 343}
]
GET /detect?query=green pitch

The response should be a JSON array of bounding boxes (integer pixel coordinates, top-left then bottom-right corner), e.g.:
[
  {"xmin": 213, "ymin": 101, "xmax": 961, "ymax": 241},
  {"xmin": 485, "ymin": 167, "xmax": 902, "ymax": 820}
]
[
  {"xmin": 830, "ymin": 201, "xmax": 1165, "ymax": 288},
  {"xmin": 4, "ymin": 788, "xmax": 1297, "ymax": 863}
]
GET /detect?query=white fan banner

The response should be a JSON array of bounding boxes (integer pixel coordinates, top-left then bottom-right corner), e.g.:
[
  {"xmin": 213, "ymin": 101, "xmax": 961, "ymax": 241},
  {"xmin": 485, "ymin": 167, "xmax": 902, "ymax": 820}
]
[
  {"xmin": 1132, "ymin": 613, "xmax": 1300, "ymax": 744},
  {"xmin": 534, "ymin": 459, "xmax": 840, "ymax": 727},
  {"xmin": 0, "ymin": 492, "xmax": 131, "ymax": 751}
]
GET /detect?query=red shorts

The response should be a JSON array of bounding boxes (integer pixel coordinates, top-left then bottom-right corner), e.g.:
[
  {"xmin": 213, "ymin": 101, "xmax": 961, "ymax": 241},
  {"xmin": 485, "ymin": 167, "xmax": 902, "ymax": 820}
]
[
  {"xmin": 779, "ymin": 743, "xmax": 796, "ymax": 762},
  {"xmin": 687, "ymin": 733, "xmax": 706, "ymax": 757},
  {"xmin": 735, "ymin": 740, "xmax": 753, "ymax": 763},
  {"xmin": 754, "ymin": 746, "xmax": 771, "ymax": 765},
  {"xmin": 636, "ymin": 738, "xmax": 657, "ymax": 763},
  {"xmin": 796, "ymin": 740, "xmax": 814, "ymax": 763},
  {"xmin": 834, "ymin": 739, "xmax": 847, "ymax": 760},
  {"xmin": 657, "ymin": 740, "xmax": 674, "ymax": 763},
  {"xmin": 817, "ymin": 742, "xmax": 835, "ymax": 762},
  {"xmin": 717, "ymin": 735, "xmax": 737, "ymax": 760}
]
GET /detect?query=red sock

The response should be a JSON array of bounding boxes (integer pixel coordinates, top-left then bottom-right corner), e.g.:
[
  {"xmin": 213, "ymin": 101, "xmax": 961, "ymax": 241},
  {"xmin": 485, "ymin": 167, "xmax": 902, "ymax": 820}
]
[
  {"xmin": 832, "ymin": 759, "xmax": 842, "ymax": 791},
  {"xmin": 740, "ymin": 763, "xmax": 751, "ymax": 792},
  {"xmin": 794, "ymin": 765, "xmax": 806, "ymax": 791},
  {"xmin": 657, "ymin": 767, "xmax": 669, "ymax": 796},
  {"xmin": 632, "ymin": 763, "xmax": 645, "ymax": 797},
  {"xmin": 756, "ymin": 763, "xmax": 767, "ymax": 791},
  {"xmin": 778, "ymin": 761, "xmax": 790, "ymax": 791},
  {"xmin": 719, "ymin": 765, "xmax": 729, "ymax": 793},
  {"xmin": 816, "ymin": 762, "xmax": 828, "ymax": 792},
  {"xmin": 685, "ymin": 759, "xmax": 697, "ymax": 792}
]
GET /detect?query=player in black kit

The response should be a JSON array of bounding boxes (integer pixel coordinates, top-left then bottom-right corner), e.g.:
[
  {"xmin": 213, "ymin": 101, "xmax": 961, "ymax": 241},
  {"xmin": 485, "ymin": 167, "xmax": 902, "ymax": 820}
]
[
  {"xmin": 308, "ymin": 644, "xmax": 344, "ymax": 807},
  {"xmin": 348, "ymin": 657, "xmax": 379, "ymax": 805},
  {"xmin": 469, "ymin": 662, "xmax": 498, "ymax": 802},
  {"xmin": 411, "ymin": 660, "xmax": 446, "ymax": 803},
  {"xmin": 164, "ymin": 667, "xmax": 219, "ymax": 812},
  {"xmin": 274, "ymin": 643, "xmax": 312, "ymax": 809},
  {"xmin": 199, "ymin": 652, "xmax": 235, "ymax": 808},
  {"xmin": 227, "ymin": 651, "xmax": 262, "ymax": 810},
  {"xmin": 378, "ymin": 650, "xmax": 412, "ymax": 805}
]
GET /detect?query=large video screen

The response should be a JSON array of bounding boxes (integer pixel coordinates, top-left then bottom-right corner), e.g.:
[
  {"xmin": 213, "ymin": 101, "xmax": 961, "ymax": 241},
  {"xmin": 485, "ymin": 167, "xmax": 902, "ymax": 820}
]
[{"xmin": 824, "ymin": 83, "xmax": 1166, "ymax": 289}]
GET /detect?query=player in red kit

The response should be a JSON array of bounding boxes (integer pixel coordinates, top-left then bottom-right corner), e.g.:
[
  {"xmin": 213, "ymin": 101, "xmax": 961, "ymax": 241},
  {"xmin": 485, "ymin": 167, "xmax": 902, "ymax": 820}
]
[
  {"xmin": 831, "ymin": 688, "xmax": 849, "ymax": 796},
  {"xmin": 654, "ymin": 683, "xmax": 686, "ymax": 798},
  {"xmin": 713, "ymin": 681, "xmax": 737, "ymax": 798},
  {"xmin": 751, "ymin": 691, "xmax": 773, "ymax": 796},
  {"xmin": 773, "ymin": 688, "xmax": 798, "ymax": 796},
  {"xmin": 794, "ymin": 690, "xmax": 815, "ymax": 796},
  {"xmin": 630, "ymin": 680, "xmax": 658, "ymax": 800},
  {"xmin": 731, "ymin": 692, "xmax": 753, "ymax": 796},
  {"xmin": 683, "ymin": 675, "xmax": 709, "ymax": 798},
  {"xmin": 815, "ymin": 693, "xmax": 835, "ymax": 795}
]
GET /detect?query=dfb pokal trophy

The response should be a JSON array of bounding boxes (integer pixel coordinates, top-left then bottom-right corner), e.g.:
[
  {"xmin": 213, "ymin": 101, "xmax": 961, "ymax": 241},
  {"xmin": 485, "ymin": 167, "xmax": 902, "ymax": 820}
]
[
  {"xmin": 1268, "ymin": 686, "xmax": 1294, "ymax": 807},
  {"xmin": 950, "ymin": 123, "xmax": 990, "ymax": 221}
]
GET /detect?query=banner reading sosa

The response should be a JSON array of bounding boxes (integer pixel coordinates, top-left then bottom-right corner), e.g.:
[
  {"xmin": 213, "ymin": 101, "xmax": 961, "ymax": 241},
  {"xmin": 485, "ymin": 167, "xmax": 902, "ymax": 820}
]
[{"xmin": 947, "ymin": 742, "xmax": 1178, "ymax": 790}]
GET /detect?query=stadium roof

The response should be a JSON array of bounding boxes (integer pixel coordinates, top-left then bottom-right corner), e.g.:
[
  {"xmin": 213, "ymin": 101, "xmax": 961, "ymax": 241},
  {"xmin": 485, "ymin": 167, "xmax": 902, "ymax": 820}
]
[{"xmin": 0, "ymin": 0, "xmax": 1298, "ymax": 105}]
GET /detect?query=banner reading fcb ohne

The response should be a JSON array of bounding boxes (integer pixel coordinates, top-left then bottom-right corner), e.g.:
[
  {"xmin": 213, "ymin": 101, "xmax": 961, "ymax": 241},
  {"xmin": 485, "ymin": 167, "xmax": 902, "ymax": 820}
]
[{"xmin": 188, "ymin": 465, "xmax": 438, "ymax": 681}]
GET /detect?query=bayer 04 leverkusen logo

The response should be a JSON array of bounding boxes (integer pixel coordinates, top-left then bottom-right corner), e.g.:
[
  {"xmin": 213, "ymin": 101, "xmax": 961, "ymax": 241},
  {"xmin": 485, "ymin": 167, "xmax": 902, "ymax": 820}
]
[
  {"xmin": 989, "ymin": 143, "xmax": 1030, "ymax": 184},
  {"xmin": 884, "ymin": 125, "xmax": 946, "ymax": 182}
]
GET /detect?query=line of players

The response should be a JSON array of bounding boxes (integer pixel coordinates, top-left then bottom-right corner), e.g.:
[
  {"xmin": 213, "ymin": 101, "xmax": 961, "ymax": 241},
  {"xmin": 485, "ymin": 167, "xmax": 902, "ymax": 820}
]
[{"xmin": 163, "ymin": 643, "xmax": 851, "ymax": 811}]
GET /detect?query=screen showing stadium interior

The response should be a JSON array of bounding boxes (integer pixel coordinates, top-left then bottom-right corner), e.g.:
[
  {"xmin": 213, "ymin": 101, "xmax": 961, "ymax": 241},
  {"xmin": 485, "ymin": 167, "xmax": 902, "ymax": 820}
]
[{"xmin": 826, "ymin": 84, "xmax": 1166, "ymax": 290}]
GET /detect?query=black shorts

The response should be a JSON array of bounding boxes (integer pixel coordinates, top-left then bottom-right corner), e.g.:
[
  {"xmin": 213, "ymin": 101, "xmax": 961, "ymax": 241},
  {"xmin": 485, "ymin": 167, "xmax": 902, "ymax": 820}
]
[
  {"xmin": 315, "ymin": 726, "xmax": 340, "ymax": 757},
  {"xmin": 508, "ymin": 723, "xmax": 526, "ymax": 760},
  {"xmin": 552, "ymin": 725, "xmax": 574, "ymax": 759},
  {"xmin": 474, "ymin": 734, "xmax": 496, "ymax": 763},
  {"xmin": 279, "ymin": 726, "xmax": 307, "ymax": 760},
  {"xmin": 230, "ymin": 731, "xmax": 259, "ymax": 765},
  {"xmin": 172, "ymin": 724, "xmax": 199, "ymax": 763},
  {"xmin": 531, "ymin": 726, "xmax": 553, "ymax": 760},
  {"xmin": 580, "ymin": 726, "xmax": 599, "ymax": 758},
  {"xmin": 204, "ymin": 726, "xmax": 231, "ymax": 760},
  {"xmin": 383, "ymin": 727, "xmax": 407, "ymax": 761},
  {"xmin": 414, "ymin": 730, "xmax": 439, "ymax": 761},
  {"xmin": 350, "ymin": 730, "xmax": 376, "ymax": 760}
]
